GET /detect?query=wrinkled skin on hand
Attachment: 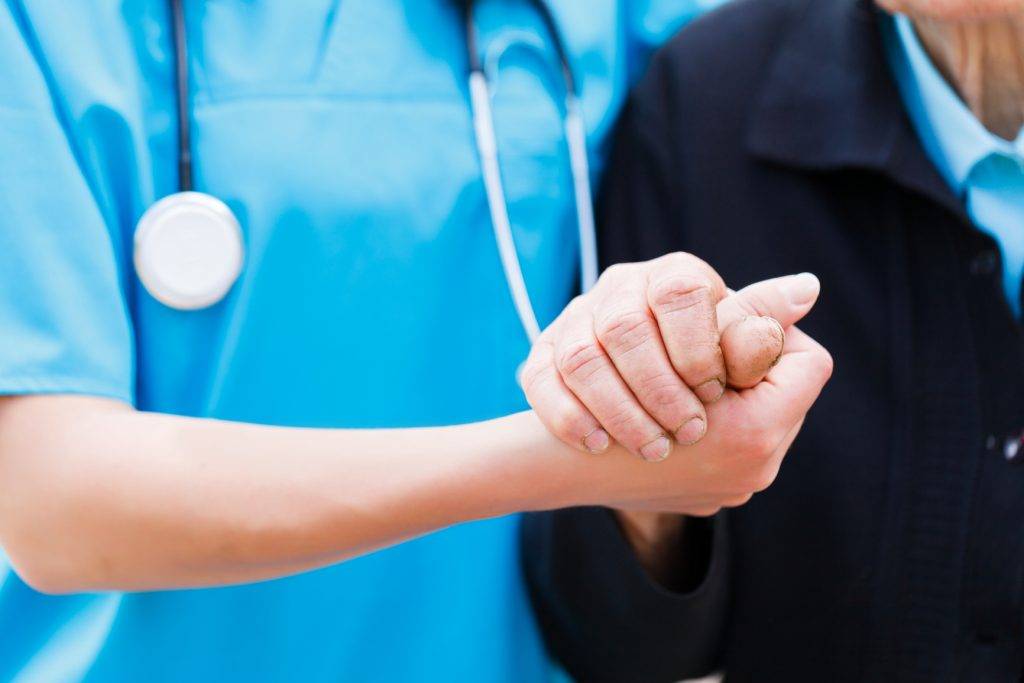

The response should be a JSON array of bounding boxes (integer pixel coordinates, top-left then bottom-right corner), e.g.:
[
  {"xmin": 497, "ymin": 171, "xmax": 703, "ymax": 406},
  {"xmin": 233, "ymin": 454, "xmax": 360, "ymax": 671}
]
[
  {"xmin": 524, "ymin": 253, "xmax": 832, "ymax": 578},
  {"xmin": 522, "ymin": 252, "xmax": 822, "ymax": 463}
]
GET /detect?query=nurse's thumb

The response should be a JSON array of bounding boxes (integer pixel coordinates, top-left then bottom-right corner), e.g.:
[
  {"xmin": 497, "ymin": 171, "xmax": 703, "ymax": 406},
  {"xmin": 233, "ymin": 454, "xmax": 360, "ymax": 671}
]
[{"xmin": 716, "ymin": 273, "xmax": 820, "ymax": 332}]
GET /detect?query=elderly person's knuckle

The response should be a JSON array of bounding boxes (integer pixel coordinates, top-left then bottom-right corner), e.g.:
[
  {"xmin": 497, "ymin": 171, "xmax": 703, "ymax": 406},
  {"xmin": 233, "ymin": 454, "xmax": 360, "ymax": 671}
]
[
  {"xmin": 518, "ymin": 357, "xmax": 546, "ymax": 397},
  {"xmin": 662, "ymin": 251, "xmax": 715, "ymax": 278},
  {"xmin": 605, "ymin": 403, "xmax": 637, "ymax": 432},
  {"xmin": 660, "ymin": 251, "xmax": 696, "ymax": 267},
  {"xmin": 639, "ymin": 372, "xmax": 695, "ymax": 414},
  {"xmin": 601, "ymin": 263, "xmax": 629, "ymax": 282},
  {"xmin": 556, "ymin": 340, "xmax": 605, "ymax": 384},
  {"xmin": 595, "ymin": 308, "xmax": 654, "ymax": 355},
  {"xmin": 642, "ymin": 379, "xmax": 685, "ymax": 410},
  {"xmin": 680, "ymin": 340, "xmax": 724, "ymax": 371},
  {"xmin": 565, "ymin": 294, "xmax": 587, "ymax": 311},
  {"xmin": 599, "ymin": 263, "xmax": 642, "ymax": 290},
  {"xmin": 650, "ymin": 274, "xmax": 713, "ymax": 313},
  {"xmin": 604, "ymin": 402, "xmax": 646, "ymax": 441}
]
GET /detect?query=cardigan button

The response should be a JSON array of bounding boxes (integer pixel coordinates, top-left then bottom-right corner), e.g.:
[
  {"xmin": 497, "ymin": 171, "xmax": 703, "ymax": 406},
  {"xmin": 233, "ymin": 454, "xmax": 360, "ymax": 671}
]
[
  {"xmin": 1003, "ymin": 435, "xmax": 1023, "ymax": 463},
  {"xmin": 970, "ymin": 250, "xmax": 998, "ymax": 276}
]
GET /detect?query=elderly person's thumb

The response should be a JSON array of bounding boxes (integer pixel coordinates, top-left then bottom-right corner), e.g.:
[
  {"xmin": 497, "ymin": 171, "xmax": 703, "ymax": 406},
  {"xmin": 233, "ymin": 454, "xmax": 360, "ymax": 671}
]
[{"xmin": 716, "ymin": 273, "xmax": 821, "ymax": 389}]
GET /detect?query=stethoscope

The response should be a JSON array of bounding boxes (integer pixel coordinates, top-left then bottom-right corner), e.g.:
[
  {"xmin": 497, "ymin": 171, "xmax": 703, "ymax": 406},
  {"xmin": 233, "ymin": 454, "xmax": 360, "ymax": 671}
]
[{"xmin": 135, "ymin": 0, "xmax": 597, "ymax": 344}]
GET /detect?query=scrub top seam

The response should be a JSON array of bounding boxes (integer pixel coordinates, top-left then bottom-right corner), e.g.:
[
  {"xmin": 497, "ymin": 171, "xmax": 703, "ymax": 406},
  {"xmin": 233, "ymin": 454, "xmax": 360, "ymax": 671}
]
[{"xmin": 0, "ymin": 376, "xmax": 132, "ymax": 404}]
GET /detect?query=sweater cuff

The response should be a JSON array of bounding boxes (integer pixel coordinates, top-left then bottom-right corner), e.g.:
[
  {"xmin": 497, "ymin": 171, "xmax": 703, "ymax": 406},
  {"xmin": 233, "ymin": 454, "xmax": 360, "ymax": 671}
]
[{"xmin": 521, "ymin": 507, "xmax": 730, "ymax": 683}]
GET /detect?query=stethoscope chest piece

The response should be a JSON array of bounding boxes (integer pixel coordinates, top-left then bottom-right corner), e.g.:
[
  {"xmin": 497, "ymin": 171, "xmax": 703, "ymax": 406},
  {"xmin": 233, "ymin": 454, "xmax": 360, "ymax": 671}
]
[{"xmin": 134, "ymin": 191, "xmax": 244, "ymax": 311}]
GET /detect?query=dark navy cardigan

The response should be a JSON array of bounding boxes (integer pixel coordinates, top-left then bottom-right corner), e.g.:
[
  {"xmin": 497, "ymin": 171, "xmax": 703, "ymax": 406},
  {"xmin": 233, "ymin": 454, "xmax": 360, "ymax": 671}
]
[{"xmin": 523, "ymin": 0, "xmax": 1024, "ymax": 680}]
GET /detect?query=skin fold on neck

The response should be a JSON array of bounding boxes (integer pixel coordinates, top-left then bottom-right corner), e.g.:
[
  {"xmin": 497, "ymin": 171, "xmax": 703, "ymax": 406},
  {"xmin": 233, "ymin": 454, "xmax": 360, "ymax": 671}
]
[{"xmin": 911, "ymin": 13, "xmax": 1024, "ymax": 139}]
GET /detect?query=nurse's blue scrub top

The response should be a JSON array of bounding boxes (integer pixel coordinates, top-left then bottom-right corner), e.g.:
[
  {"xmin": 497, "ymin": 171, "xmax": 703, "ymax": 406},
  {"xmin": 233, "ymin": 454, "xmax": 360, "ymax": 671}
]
[{"xmin": 0, "ymin": 1, "xmax": 718, "ymax": 680}]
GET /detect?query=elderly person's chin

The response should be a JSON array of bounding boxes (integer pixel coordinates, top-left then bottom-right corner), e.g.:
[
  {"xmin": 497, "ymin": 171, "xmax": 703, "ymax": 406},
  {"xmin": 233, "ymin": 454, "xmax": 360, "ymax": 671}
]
[{"xmin": 876, "ymin": 0, "xmax": 1024, "ymax": 19}]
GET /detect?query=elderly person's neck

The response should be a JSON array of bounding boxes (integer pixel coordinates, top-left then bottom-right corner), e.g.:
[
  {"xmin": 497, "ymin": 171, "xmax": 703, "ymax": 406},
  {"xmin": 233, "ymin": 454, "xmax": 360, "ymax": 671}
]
[{"xmin": 912, "ymin": 15, "xmax": 1024, "ymax": 139}]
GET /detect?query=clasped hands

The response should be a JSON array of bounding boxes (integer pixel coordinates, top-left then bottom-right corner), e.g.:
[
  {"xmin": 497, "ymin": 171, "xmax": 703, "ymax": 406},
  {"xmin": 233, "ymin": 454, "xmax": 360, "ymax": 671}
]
[{"xmin": 522, "ymin": 253, "xmax": 833, "ymax": 519}]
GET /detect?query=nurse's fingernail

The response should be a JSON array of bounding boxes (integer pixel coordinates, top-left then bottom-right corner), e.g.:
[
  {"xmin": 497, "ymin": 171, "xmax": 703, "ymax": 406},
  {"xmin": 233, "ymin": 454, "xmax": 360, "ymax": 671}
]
[
  {"xmin": 695, "ymin": 379, "xmax": 724, "ymax": 404},
  {"xmin": 583, "ymin": 429, "xmax": 610, "ymax": 454},
  {"xmin": 675, "ymin": 417, "xmax": 707, "ymax": 446},
  {"xmin": 640, "ymin": 436, "xmax": 672, "ymax": 462}
]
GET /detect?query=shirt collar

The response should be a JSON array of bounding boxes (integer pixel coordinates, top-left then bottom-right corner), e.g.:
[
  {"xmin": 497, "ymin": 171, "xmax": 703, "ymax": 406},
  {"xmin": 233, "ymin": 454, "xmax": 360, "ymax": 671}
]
[
  {"xmin": 744, "ymin": 0, "xmax": 964, "ymax": 219},
  {"xmin": 886, "ymin": 13, "xmax": 1022, "ymax": 192}
]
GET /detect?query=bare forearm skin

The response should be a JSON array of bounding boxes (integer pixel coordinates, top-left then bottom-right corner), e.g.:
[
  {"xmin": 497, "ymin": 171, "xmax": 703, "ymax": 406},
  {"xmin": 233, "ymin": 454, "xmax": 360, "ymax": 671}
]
[
  {"xmin": 0, "ymin": 322, "xmax": 830, "ymax": 595},
  {"xmin": 0, "ymin": 396, "xmax": 576, "ymax": 594}
]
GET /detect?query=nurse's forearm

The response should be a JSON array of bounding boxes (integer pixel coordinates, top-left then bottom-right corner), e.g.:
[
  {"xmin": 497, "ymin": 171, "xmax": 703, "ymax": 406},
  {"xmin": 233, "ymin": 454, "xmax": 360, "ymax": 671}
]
[
  {"xmin": 0, "ymin": 395, "xmax": 574, "ymax": 594},
  {"xmin": 0, "ymin": 321, "xmax": 833, "ymax": 594}
]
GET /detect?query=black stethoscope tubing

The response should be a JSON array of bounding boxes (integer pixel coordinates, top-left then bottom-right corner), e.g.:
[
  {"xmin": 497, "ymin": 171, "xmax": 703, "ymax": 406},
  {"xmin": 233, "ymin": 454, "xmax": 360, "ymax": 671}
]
[{"xmin": 169, "ymin": 0, "xmax": 192, "ymax": 192}]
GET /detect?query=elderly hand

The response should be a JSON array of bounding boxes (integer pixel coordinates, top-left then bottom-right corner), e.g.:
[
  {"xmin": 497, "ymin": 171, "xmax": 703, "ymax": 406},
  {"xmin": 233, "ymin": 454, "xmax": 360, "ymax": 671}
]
[
  {"xmin": 521, "ymin": 252, "xmax": 825, "ymax": 461},
  {"xmin": 553, "ymin": 303, "xmax": 831, "ymax": 514},
  {"xmin": 522, "ymin": 253, "xmax": 831, "ymax": 583}
]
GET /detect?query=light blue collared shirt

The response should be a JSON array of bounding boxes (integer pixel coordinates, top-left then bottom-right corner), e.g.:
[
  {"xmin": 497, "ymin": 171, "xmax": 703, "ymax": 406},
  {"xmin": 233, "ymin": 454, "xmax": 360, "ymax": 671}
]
[{"xmin": 886, "ymin": 14, "xmax": 1024, "ymax": 316}]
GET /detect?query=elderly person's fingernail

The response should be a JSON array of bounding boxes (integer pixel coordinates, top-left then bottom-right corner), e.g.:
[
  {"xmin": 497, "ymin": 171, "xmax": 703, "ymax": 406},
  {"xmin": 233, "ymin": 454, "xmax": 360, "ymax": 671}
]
[
  {"xmin": 583, "ymin": 429, "xmax": 610, "ymax": 454},
  {"xmin": 675, "ymin": 416, "xmax": 707, "ymax": 446},
  {"xmin": 721, "ymin": 315, "xmax": 787, "ymax": 389},
  {"xmin": 779, "ymin": 272, "xmax": 820, "ymax": 305},
  {"xmin": 764, "ymin": 316, "xmax": 786, "ymax": 366},
  {"xmin": 640, "ymin": 436, "xmax": 672, "ymax": 462}
]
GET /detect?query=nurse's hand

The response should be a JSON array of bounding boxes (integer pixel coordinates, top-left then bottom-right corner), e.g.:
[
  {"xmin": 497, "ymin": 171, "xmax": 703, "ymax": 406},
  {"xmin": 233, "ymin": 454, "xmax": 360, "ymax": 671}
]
[{"xmin": 521, "ymin": 252, "xmax": 822, "ymax": 461}]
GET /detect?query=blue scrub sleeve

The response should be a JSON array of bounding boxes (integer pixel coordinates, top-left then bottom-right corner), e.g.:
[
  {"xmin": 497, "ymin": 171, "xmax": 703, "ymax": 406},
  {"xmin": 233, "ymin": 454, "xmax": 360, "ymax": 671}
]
[{"xmin": 0, "ymin": 7, "xmax": 133, "ymax": 402}]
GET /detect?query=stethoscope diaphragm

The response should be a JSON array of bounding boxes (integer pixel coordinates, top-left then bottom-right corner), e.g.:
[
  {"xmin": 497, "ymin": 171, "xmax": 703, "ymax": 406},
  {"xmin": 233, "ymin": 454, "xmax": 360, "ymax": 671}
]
[{"xmin": 133, "ymin": 191, "xmax": 244, "ymax": 311}]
